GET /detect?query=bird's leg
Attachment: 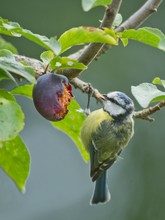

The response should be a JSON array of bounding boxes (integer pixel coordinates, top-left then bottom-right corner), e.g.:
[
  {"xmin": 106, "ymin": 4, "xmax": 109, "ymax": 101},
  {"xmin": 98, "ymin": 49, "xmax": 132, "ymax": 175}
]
[{"xmin": 84, "ymin": 83, "xmax": 93, "ymax": 116}]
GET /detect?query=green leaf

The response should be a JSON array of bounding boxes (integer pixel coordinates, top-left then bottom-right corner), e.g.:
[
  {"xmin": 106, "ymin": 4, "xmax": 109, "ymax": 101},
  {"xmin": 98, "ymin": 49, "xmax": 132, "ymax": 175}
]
[
  {"xmin": 152, "ymin": 77, "xmax": 165, "ymax": 89},
  {"xmin": 51, "ymin": 99, "xmax": 89, "ymax": 162},
  {"xmin": 20, "ymin": 29, "xmax": 61, "ymax": 55},
  {"xmin": 58, "ymin": 26, "xmax": 118, "ymax": 53},
  {"xmin": 0, "ymin": 68, "xmax": 10, "ymax": 80},
  {"xmin": 0, "ymin": 17, "xmax": 61, "ymax": 55},
  {"xmin": 0, "ymin": 89, "xmax": 15, "ymax": 101},
  {"xmin": 82, "ymin": 0, "xmax": 112, "ymax": 11},
  {"xmin": 0, "ymin": 90, "xmax": 24, "ymax": 142},
  {"xmin": 113, "ymin": 13, "xmax": 123, "ymax": 28},
  {"xmin": 120, "ymin": 27, "xmax": 165, "ymax": 51},
  {"xmin": 120, "ymin": 37, "xmax": 128, "ymax": 47},
  {"xmin": 0, "ymin": 17, "xmax": 21, "ymax": 37},
  {"xmin": 40, "ymin": 50, "xmax": 55, "ymax": 65},
  {"xmin": 50, "ymin": 56, "xmax": 87, "ymax": 71},
  {"xmin": 0, "ymin": 49, "xmax": 36, "ymax": 83},
  {"xmin": 0, "ymin": 135, "xmax": 30, "ymax": 192},
  {"xmin": 0, "ymin": 68, "xmax": 18, "ymax": 84},
  {"xmin": 11, "ymin": 84, "xmax": 33, "ymax": 98},
  {"xmin": 0, "ymin": 36, "xmax": 18, "ymax": 54},
  {"xmin": 131, "ymin": 83, "xmax": 165, "ymax": 108}
]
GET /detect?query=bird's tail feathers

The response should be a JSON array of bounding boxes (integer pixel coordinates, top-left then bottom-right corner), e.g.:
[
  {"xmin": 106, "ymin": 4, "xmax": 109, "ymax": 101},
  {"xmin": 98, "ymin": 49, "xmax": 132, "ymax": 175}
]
[{"xmin": 90, "ymin": 170, "xmax": 111, "ymax": 205}]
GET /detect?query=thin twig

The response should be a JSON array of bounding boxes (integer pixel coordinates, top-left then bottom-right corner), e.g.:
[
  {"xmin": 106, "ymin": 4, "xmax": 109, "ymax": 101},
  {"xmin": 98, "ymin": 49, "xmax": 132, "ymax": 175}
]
[
  {"xmin": 71, "ymin": 78, "xmax": 105, "ymax": 102},
  {"xmin": 134, "ymin": 100, "xmax": 165, "ymax": 121},
  {"xmin": 117, "ymin": 0, "xmax": 163, "ymax": 32}
]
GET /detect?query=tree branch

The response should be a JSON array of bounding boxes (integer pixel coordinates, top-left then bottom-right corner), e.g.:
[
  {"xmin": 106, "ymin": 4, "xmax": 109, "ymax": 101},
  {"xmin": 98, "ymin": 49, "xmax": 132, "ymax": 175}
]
[
  {"xmin": 70, "ymin": 77, "xmax": 105, "ymax": 101},
  {"xmin": 57, "ymin": 0, "xmax": 123, "ymax": 79},
  {"xmin": 117, "ymin": 0, "xmax": 163, "ymax": 32},
  {"xmin": 95, "ymin": 0, "xmax": 163, "ymax": 59},
  {"xmin": 14, "ymin": 54, "xmax": 45, "ymax": 77},
  {"xmin": 134, "ymin": 100, "xmax": 165, "ymax": 121}
]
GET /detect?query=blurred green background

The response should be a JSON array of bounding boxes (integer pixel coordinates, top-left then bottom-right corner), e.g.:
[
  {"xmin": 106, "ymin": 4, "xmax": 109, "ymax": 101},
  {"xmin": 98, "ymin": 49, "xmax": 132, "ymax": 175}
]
[{"xmin": 0, "ymin": 0, "xmax": 165, "ymax": 220}]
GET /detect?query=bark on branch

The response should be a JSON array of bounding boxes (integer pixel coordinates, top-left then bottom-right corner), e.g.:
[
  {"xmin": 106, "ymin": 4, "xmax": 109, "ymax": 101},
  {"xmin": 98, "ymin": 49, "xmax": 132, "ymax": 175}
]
[{"xmin": 134, "ymin": 100, "xmax": 165, "ymax": 121}]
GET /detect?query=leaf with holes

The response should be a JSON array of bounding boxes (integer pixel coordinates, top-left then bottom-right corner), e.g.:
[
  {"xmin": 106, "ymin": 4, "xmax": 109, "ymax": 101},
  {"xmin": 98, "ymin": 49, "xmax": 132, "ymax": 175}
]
[{"xmin": 50, "ymin": 56, "xmax": 87, "ymax": 71}]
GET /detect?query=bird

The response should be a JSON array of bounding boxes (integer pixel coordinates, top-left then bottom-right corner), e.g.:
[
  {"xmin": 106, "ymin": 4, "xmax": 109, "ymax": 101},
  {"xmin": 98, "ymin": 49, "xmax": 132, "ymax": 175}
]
[{"xmin": 80, "ymin": 91, "xmax": 135, "ymax": 205}]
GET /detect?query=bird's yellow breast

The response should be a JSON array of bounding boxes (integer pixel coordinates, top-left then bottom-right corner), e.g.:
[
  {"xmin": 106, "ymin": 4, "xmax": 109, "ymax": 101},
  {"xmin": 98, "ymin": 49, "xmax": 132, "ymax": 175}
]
[{"xmin": 80, "ymin": 109, "xmax": 112, "ymax": 152}]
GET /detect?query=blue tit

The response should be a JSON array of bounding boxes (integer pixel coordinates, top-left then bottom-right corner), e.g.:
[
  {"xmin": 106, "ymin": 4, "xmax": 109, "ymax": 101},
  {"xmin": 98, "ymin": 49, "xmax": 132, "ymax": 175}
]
[{"xmin": 81, "ymin": 91, "xmax": 134, "ymax": 205}]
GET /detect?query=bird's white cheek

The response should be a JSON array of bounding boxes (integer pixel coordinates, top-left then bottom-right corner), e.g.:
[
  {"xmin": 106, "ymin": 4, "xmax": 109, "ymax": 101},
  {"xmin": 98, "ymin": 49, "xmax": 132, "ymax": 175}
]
[{"xmin": 104, "ymin": 102, "xmax": 126, "ymax": 116}]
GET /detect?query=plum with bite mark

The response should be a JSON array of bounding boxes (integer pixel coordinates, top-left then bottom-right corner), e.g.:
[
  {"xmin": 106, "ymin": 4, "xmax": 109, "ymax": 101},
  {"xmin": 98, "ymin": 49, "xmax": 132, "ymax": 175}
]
[{"xmin": 32, "ymin": 73, "xmax": 73, "ymax": 121}]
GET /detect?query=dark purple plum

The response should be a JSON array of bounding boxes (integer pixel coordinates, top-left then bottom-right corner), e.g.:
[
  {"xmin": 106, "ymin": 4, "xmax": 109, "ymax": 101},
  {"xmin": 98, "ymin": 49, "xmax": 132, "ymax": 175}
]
[{"xmin": 32, "ymin": 73, "xmax": 73, "ymax": 121}]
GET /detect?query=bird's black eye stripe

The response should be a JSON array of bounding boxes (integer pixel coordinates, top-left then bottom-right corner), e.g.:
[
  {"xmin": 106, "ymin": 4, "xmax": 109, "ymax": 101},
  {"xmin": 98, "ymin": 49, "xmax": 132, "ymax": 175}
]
[{"xmin": 108, "ymin": 97, "xmax": 121, "ymax": 106}]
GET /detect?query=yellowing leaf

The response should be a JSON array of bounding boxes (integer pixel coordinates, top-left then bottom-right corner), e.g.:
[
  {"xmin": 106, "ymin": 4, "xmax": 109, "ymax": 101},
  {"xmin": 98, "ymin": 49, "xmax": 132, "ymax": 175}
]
[{"xmin": 58, "ymin": 26, "xmax": 118, "ymax": 53}]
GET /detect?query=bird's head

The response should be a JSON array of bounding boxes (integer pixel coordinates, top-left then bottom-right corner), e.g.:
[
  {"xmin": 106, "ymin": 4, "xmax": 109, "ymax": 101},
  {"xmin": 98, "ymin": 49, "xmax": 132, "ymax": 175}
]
[{"xmin": 103, "ymin": 91, "xmax": 134, "ymax": 120}]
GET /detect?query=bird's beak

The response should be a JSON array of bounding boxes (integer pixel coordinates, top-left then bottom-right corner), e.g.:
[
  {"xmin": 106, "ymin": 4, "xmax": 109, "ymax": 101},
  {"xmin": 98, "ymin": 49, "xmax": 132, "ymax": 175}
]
[
  {"xmin": 102, "ymin": 94, "xmax": 108, "ymax": 100},
  {"xmin": 95, "ymin": 93, "xmax": 106, "ymax": 102}
]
